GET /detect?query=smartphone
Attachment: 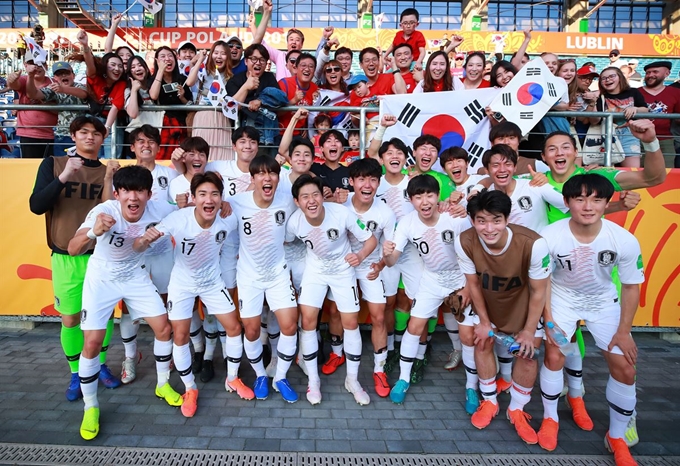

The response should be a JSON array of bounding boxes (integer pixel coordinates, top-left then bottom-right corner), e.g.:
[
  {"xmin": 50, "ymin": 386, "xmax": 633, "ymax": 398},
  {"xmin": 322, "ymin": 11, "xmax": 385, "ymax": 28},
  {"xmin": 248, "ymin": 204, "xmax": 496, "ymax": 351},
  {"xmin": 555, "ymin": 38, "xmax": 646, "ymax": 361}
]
[{"xmin": 163, "ymin": 82, "xmax": 179, "ymax": 93}]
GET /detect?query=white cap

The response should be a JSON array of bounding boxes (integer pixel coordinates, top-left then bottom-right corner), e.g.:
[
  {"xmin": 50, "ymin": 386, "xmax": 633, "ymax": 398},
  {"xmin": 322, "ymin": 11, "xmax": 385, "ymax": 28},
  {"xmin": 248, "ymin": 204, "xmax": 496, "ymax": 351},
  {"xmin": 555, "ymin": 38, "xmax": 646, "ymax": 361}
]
[{"xmin": 177, "ymin": 40, "xmax": 197, "ymax": 53}]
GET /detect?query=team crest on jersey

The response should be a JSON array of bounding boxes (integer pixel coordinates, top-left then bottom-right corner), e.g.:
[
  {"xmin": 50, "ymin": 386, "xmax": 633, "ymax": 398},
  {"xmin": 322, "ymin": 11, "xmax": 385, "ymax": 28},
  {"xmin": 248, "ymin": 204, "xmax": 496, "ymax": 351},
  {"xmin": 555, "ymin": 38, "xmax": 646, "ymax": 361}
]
[
  {"xmin": 598, "ymin": 250, "xmax": 617, "ymax": 266},
  {"xmin": 215, "ymin": 230, "xmax": 227, "ymax": 243},
  {"xmin": 441, "ymin": 230, "xmax": 455, "ymax": 243},
  {"xmin": 366, "ymin": 220, "xmax": 378, "ymax": 232},
  {"xmin": 54, "ymin": 296, "xmax": 60, "ymax": 307},
  {"xmin": 341, "ymin": 177, "xmax": 350, "ymax": 189},
  {"xmin": 158, "ymin": 176, "xmax": 169, "ymax": 189},
  {"xmin": 403, "ymin": 189, "xmax": 409, "ymax": 200},
  {"xmin": 167, "ymin": 301, "xmax": 173, "ymax": 312},
  {"xmin": 327, "ymin": 228, "xmax": 339, "ymax": 241},
  {"xmin": 81, "ymin": 309, "xmax": 87, "ymax": 323},
  {"xmin": 145, "ymin": 222, "xmax": 159, "ymax": 230},
  {"xmin": 275, "ymin": 210, "xmax": 286, "ymax": 225},
  {"xmin": 517, "ymin": 196, "xmax": 533, "ymax": 211}
]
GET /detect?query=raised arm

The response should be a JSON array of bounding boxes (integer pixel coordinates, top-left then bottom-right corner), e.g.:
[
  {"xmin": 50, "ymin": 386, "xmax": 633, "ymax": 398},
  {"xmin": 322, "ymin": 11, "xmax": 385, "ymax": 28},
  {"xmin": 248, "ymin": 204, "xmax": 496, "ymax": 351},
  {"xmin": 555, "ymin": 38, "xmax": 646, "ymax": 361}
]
[
  {"xmin": 614, "ymin": 119, "xmax": 667, "ymax": 189},
  {"xmin": 367, "ymin": 114, "xmax": 397, "ymax": 159},
  {"xmin": 443, "ymin": 35, "xmax": 464, "ymax": 56},
  {"xmin": 278, "ymin": 107, "xmax": 308, "ymax": 160},
  {"xmin": 104, "ymin": 13, "xmax": 122, "ymax": 54},
  {"xmin": 24, "ymin": 66, "xmax": 45, "ymax": 101},
  {"xmin": 185, "ymin": 50, "xmax": 206, "ymax": 88},
  {"xmin": 510, "ymin": 29, "xmax": 531, "ymax": 70},
  {"xmin": 252, "ymin": 0, "xmax": 273, "ymax": 44},
  {"xmin": 77, "ymin": 30, "xmax": 98, "ymax": 78}
]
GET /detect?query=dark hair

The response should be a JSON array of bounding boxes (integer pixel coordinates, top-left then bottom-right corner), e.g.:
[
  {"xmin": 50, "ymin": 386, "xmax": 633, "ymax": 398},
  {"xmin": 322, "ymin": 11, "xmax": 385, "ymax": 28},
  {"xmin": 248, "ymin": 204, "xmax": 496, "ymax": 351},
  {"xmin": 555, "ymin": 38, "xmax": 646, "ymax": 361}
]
[
  {"xmin": 393, "ymin": 43, "xmax": 413, "ymax": 56},
  {"xmin": 440, "ymin": 147, "xmax": 469, "ymax": 166},
  {"xmin": 490, "ymin": 60, "xmax": 517, "ymax": 87},
  {"xmin": 289, "ymin": 136, "xmax": 315, "ymax": 159},
  {"xmin": 407, "ymin": 174, "xmax": 439, "ymax": 197},
  {"xmin": 190, "ymin": 171, "xmax": 224, "ymax": 196},
  {"xmin": 295, "ymin": 52, "xmax": 316, "ymax": 69},
  {"xmin": 413, "ymin": 134, "xmax": 441, "ymax": 153},
  {"xmin": 423, "ymin": 51, "xmax": 452, "ymax": 92},
  {"xmin": 335, "ymin": 47, "xmax": 353, "ymax": 60},
  {"xmin": 180, "ymin": 136, "xmax": 210, "ymax": 155},
  {"xmin": 400, "ymin": 7, "xmax": 420, "ymax": 21},
  {"xmin": 98, "ymin": 52, "xmax": 124, "ymax": 82},
  {"xmin": 286, "ymin": 28, "xmax": 305, "ymax": 43},
  {"xmin": 152, "ymin": 46, "xmax": 182, "ymax": 83},
  {"xmin": 232, "ymin": 126, "xmax": 261, "ymax": 145},
  {"xmin": 562, "ymin": 174, "xmax": 615, "ymax": 202},
  {"xmin": 129, "ymin": 124, "xmax": 161, "ymax": 145},
  {"xmin": 319, "ymin": 129, "xmax": 348, "ymax": 148},
  {"xmin": 115, "ymin": 46, "xmax": 134, "ymax": 60},
  {"xmin": 378, "ymin": 137, "xmax": 409, "ymax": 158},
  {"xmin": 113, "ymin": 165, "xmax": 153, "ymax": 193},
  {"xmin": 359, "ymin": 47, "xmax": 380, "ymax": 63},
  {"xmin": 482, "ymin": 144, "xmax": 518, "ymax": 168},
  {"xmin": 127, "ymin": 55, "xmax": 152, "ymax": 91},
  {"xmin": 347, "ymin": 129, "xmax": 360, "ymax": 139},
  {"xmin": 206, "ymin": 40, "xmax": 233, "ymax": 78},
  {"xmin": 321, "ymin": 59, "xmax": 349, "ymax": 95},
  {"xmin": 467, "ymin": 189, "xmax": 512, "ymax": 219},
  {"xmin": 286, "ymin": 49, "xmax": 302, "ymax": 63},
  {"xmin": 543, "ymin": 131, "xmax": 578, "ymax": 153},
  {"xmin": 314, "ymin": 113, "xmax": 332, "ymax": 127},
  {"xmin": 292, "ymin": 173, "xmax": 323, "ymax": 199},
  {"xmin": 464, "ymin": 51, "xmax": 486, "ymax": 69},
  {"xmin": 489, "ymin": 121, "xmax": 522, "ymax": 142},
  {"xmin": 249, "ymin": 154, "xmax": 281, "ymax": 176},
  {"xmin": 69, "ymin": 115, "xmax": 107, "ymax": 135},
  {"xmin": 510, "ymin": 51, "xmax": 530, "ymax": 62},
  {"xmin": 244, "ymin": 43, "xmax": 270, "ymax": 62},
  {"xmin": 598, "ymin": 66, "xmax": 629, "ymax": 94},
  {"xmin": 349, "ymin": 157, "xmax": 382, "ymax": 179}
]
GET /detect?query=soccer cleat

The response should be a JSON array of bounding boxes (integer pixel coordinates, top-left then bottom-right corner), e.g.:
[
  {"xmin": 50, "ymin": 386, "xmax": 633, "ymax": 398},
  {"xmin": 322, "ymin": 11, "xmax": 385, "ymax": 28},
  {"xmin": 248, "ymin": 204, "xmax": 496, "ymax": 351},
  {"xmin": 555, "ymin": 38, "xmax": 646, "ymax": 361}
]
[
  {"xmin": 345, "ymin": 377, "xmax": 370, "ymax": 405},
  {"xmin": 191, "ymin": 351, "xmax": 204, "ymax": 374},
  {"xmin": 155, "ymin": 383, "xmax": 183, "ymax": 407},
  {"xmin": 624, "ymin": 414, "xmax": 639, "ymax": 447},
  {"xmin": 605, "ymin": 432, "xmax": 639, "ymax": 466},
  {"xmin": 383, "ymin": 349, "xmax": 399, "ymax": 375},
  {"xmin": 296, "ymin": 354, "xmax": 308, "ymax": 376},
  {"xmin": 66, "ymin": 373, "xmax": 82, "ymax": 402},
  {"xmin": 121, "ymin": 352, "xmax": 142, "ymax": 385},
  {"xmin": 199, "ymin": 359, "xmax": 214, "ymax": 383},
  {"xmin": 254, "ymin": 376, "xmax": 269, "ymax": 400},
  {"xmin": 79, "ymin": 407, "xmax": 100, "ymax": 440},
  {"xmin": 423, "ymin": 342, "xmax": 433, "ymax": 366},
  {"xmin": 322, "ymin": 352, "xmax": 345, "ymax": 375},
  {"xmin": 410, "ymin": 359, "xmax": 425, "ymax": 384},
  {"xmin": 566, "ymin": 395, "xmax": 594, "ymax": 431},
  {"xmin": 265, "ymin": 357, "xmax": 278, "ymax": 378},
  {"xmin": 373, "ymin": 372, "xmax": 390, "ymax": 398},
  {"xmin": 561, "ymin": 381, "xmax": 586, "ymax": 398},
  {"xmin": 99, "ymin": 364, "xmax": 122, "ymax": 389},
  {"xmin": 537, "ymin": 418, "xmax": 559, "ymax": 451},
  {"xmin": 496, "ymin": 377, "xmax": 512, "ymax": 394},
  {"xmin": 273, "ymin": 379, "xmax": 298, "ymax": 403},
  {"xmin": 444, "ymin": 349, "xmax": 463, "ymax": 371},
  {"xmin": 225, "ymin": 377, "xmax": 255, "ymax": 400},
  {"xmin": 389, "ymin": 379, "xmax": 410, "ymax": 404},
  {"xmin": 306, "ymin": 380, "xmax": 322, "ymax": 405},
  {"xmin": 471, "ymin": 400, "xmax": 499, "ymax": 429},
  {"xmin": 507, "ymin": 409, "xmax": 539, "ymax": 445},
  {"xmin": 465, "ymin": 388, "xmax": 480, "ymax": 415},
  {"xmin": 180, "ymin": 388, "xmax": 198, "ymax": 418}
]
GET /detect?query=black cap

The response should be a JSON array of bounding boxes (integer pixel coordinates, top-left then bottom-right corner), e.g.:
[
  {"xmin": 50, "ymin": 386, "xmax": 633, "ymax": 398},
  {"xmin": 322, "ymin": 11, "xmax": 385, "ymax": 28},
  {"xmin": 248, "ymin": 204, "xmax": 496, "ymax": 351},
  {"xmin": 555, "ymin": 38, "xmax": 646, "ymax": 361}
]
[
  {"xmin": 609, "ymin": 49, "xmax": 620, "ymax": 56},
  {"xmin": 643, "ymin": 60, "xmax": 672, "ymax": 72}
]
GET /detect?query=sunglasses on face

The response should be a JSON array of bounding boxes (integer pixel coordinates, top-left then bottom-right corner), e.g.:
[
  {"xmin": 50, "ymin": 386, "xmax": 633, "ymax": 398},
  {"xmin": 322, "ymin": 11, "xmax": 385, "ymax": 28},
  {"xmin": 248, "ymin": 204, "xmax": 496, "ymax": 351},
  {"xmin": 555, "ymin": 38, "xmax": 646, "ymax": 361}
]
[
  {"xmin": 288, "ymin": 58, "xmax": 298, "ymax": 64},
  {"xmin": 325, "ymin": 66, "xmax": 341, "ymax": 73},
  {"xmin": 228, "ymin": 43, "xmax": 242, "ymax": 50},
  {"xmin": 609, "ymin": 54, "xmax": 618, "ymax": 58}
]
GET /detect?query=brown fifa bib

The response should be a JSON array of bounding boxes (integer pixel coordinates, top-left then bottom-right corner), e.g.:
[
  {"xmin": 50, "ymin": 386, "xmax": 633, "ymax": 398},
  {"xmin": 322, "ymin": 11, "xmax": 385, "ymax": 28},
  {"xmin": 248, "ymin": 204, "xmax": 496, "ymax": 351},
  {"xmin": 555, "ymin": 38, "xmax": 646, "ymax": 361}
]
[
  {"xmin": 459, "ymin": 224, "xmax": 542, "ymax": 335},
  {"xmin": 46, "ymin": 156, "xmax": 106, "ymax": 253}
]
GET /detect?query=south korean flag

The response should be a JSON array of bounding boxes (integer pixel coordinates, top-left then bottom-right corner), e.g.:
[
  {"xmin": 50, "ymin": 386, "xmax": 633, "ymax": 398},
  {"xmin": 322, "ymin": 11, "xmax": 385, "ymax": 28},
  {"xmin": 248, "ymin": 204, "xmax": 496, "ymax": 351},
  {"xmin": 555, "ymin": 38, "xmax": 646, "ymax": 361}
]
[
  {"xmin": 179, "ymin": 55, "xmax": 207, "ymax": 82},
  {"xmin": 489, "ymin": 57, "xmax": 567, "ymax": 135},
  {"xmin": 308, "ymin": 89, "xmax": 351, "ymax": 137},
  {"xmin": 379, "ymin": 88, "xmax": 499, "ymax": 173}
]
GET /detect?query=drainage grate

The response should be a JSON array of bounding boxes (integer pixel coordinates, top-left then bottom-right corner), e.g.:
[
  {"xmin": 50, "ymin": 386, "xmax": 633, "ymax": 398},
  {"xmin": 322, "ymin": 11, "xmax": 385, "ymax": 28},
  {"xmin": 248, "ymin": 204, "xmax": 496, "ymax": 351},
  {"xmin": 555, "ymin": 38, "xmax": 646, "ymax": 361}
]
[
  {"xmin": 0, "ymin": 443, "xmax": 114, "ymax": 465},
  {"xmin": 298, "ymin": 453, "xmax": 485, "ymax": 466},
  {"xmin": 109, "ymin": 448, "xmax": 297, "ymax": 466}
]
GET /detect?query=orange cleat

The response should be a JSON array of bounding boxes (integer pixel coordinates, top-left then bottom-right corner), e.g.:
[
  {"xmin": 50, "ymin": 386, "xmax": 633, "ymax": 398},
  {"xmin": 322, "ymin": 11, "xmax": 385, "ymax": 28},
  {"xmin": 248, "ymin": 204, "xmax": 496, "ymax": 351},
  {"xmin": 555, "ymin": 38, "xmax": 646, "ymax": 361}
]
[
  {"xmin": 322, "ymin": 352, "xmax": 346, "ymax": 375},
  {"xmin": 566, "ymin": 395, "xmax": 594, "ymax": 431},
  {"xmin": 507, "ymin": 409, "xmax": 538, "ymax": 445},
  {"xmin": 496, "ymin": 377, "xmax": 512, "ymax": 394},
  {"xmin": 537, "ymin": 418, "xmax": 559, "ymax": 451},
  {"xmin": 471, "ymin": 400, "xmax": 499, "ymax": 429},
  {"xmin": 225, "ymin": 377, "xmax": 255, "ymax": 400},
  {"xmin": 180, "ymin": 388, "xmax": 198, "ymax": 418},
  {"xmin": 373, "ymin": 372, "xmax": 390, "ymax": 398},
  {"xmin": 605, "ymin": 432, "xmax": 639, "ymax": 466}
]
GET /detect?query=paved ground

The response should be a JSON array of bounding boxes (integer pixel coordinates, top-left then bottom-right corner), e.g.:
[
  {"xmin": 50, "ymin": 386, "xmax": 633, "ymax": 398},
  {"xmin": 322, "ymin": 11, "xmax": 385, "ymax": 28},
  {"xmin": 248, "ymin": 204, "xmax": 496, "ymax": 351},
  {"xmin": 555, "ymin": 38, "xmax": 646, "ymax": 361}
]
[{"xmin": 0, "ymin": 323, "xmax": 678, "ymax": 460}]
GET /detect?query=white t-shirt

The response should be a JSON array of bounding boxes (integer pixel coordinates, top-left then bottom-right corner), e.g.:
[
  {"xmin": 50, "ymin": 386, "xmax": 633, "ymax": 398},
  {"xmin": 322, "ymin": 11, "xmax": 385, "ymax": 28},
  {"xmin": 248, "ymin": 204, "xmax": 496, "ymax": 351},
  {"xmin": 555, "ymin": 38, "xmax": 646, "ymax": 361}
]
[
  {"xmin": 277, "ymin": 166, "xmax": 294, "ymax": 195},
  {"xmin": 206, "ymin": 160, "xmax": 252, "ymax": 198},
  {"xmin": 80, "ymin": 200, "xmax": 175, "ymax": 281},
  {"xmin": 344, "ymin": 194, "xmax": 396, "ymax": 273},
  {"xmin": 456, "ymin": 174, "xmax": 488, "ymax": 196},
  {"xmin": 286, "ymin": 202, "xmax": 373, "ymax": 276},
  {"xmin": 150, "ymin": 164, "xmax": 179, "ymax": 203},
  {"xmin": 490, "ymin": 178, "xmax": 568, "ymax": 232},
  {"xmin": 541, "ymin": 218, "xmax": 644, "ymax": 312},
  {"xmin": 229, "ymin": 189, "xmax": 297, "ymax": 282},
  {"xmin": 168, "ymin": 175, "xmax": 192, "ymax": 206},
  {"xmin": 393, "ymin": 211, "xmax": 471, "ymax": 289},
  {"xmin": 155, "ymin": 207, "xmax": 237, "ymax": 289},
  {"xmin": 376, "ymin": 174, "xmax": 414, "ymax": 222}
]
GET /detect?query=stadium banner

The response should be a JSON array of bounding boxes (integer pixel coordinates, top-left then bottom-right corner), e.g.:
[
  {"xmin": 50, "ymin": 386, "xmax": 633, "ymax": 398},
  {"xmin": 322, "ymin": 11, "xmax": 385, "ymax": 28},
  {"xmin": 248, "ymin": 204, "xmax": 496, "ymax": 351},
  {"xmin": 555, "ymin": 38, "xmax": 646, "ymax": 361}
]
[
  {"xmin": 1, "ymin": 28, "xmax": 679, "ymax": 58},
  {"xmin": 0, "ymin": 160, "xmax": 678, "ymax": 328}
]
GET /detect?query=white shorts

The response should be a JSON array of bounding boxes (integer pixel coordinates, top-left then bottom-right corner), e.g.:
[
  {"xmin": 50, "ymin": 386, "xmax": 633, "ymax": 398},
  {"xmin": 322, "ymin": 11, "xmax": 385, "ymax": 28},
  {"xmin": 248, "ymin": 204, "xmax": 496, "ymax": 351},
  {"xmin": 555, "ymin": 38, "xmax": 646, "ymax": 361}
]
[
  {"xmin": 146, "ymin": 250, "xmax": 173, "ymax": 294},
  {"xmin": 299, "ymin": 268, "xmax": 360, "ymax": 313},
  {"xmin": 237, "ymin": 271, "xmax": 297, "ymax": 319},
  {"xmin": 457, "ymin": 305, "xmax": 479, "ymax": 327},
  {"xmin": 354, "ymin": 267, "xmax": 386, "ymax": 304},
  {"xmin": 383, "ymin": 245, "xmax": 423, "ymax": 298},
  {"xmin": 551, "ymin": 297, "xmax": 624, "ymax": 356},
  {"xmin": 220, "ymin": 243, "xmax": 238, "ymax": 290},
  {"xmin": 81, "ymin": 270, "xmax": 166, "ymax": 331},
  {"xmin": 167, "ymin": 281, "xmax": 235, "ymax": 321},
  {"xmin": 288, "ymin": 257, "xmax": 305, "ymax": 293}
]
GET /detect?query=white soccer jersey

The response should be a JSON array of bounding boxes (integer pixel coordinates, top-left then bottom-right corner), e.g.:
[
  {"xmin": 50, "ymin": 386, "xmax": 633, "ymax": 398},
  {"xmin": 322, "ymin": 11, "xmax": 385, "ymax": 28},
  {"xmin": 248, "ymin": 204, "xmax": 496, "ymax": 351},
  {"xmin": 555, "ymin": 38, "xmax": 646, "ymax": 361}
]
[
  {"xmin": 490, "ymin": 178, "xmax": 568, "ymax": 232},
  {"xmin": 150, "ymin": 164, "xmax": 179, "ymax": 203},
  {"xmin": 393, "ymin": 211, "xmax": 471, "ymax": 289},
  {"xmin": 344, "ymin": 194, "xmax": 396, "ymax": 274},
  {"xmin": 80, "ymin": 200, "xmax": 175, "ymax": 282},
  {"xmin": 229, "ymin": 189, "xmax": 297, "ymax": 282},
  {"xmin": 541, "ymin": 218, "xmax": 645, "ymax": 312},
  {"xmin": 286, "ymin": 202, "xmax": 373, "ymax": 276},
  {"xmin": 207, "ymin": 160, "xmax": 252, "ymax": 197},
  {"xmin": 155, "ymin": 207, "xmax": 237, "ymax": 289},
  {"xmin": 376, "ymin": 174, "xmax": 414, "ymax": 222},
  {"xmin": 277, "ymin": 166, "xmax": 294, "ymax": 195},
  {"xmin": 168, "ymin": 175, "xmax": 192, "ymax": 206},
  {"xmin": 456, "ymin": 174, "xmax": 487, "ymax": 196}
]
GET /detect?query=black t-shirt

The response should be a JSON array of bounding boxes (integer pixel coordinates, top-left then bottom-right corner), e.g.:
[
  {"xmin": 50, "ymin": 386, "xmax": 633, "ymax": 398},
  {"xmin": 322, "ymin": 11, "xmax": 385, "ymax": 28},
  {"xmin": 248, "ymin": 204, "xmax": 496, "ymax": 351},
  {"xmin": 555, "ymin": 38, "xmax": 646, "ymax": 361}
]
[
  {"xmin": 226, "ymin": 71, "xmax": 279, "ymax": 104},
  {"xmin": 596, "ymin": 88, "xmax": 647, "ymax": 115},
  {"xmin": 156, "ymin": 74, "xmax": 192, "ymax": 122},
  {"xmin": 310, "ymin": 163, "xmax": 353, "ymax": 192}
]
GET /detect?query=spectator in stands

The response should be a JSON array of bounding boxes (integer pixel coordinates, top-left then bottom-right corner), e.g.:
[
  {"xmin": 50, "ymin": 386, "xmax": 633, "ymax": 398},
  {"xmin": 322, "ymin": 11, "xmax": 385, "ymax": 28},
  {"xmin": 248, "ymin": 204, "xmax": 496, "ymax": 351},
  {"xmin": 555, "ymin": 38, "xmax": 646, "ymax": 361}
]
[
  {"xmin": 451, "ymin": 53, "xmax": 465, "ymax": 79},
  {"xmin": 460, "ymin": 52, "xmax": 490, "ymax": 90},
  {"xmin": 25, "ymin": 61, "xmax": 88, "ymax": 157},
  {"xmin": 125, "ymin": 55, "xmax": 164, "ymax": 149},
  {"xmin": 392, "ymin": 43, "xmax": 420, "ymax": 93},
  {"xmin": 149, "ymin": 46, "xmax": 193, "ymax": 160},
  {"xmin": 483, "ymin": 60, "xmax": 493, "ymax": 82},
  {"xmin": 628, "ymin": 59, "xmax": 642, "ymax": 82},
  {"xmin": 557, "ymin": 59, "xmax": 578, "ymax": 105},
  {"xmin": 285, "ymin": 50, "xmax": 302, "ymax": 77},
  {"xmin": 7, "ymin": 57, "xmax": 57, "ymax": 158},
  {"xmin": 253, "ymin": 0, "xmax": 305, "ymax": 80},
  {"xmin": 104, "ymin": 13, "xmax": 134, "ymax": 68},
  {"xmin": 278, "ymin": 52, "xmax": 319, "ymax": 137},
  {"xmin": 621, "ymin": 64, "xmax": 642, "ymax": 88},
  {"xmin": 317, "ymin": 59, "xmax": 351, "ymax": 129},
  {"xmin": 226, "ymin": 36, "xmax": 246, "ymax": 75},
  {"xmin": 541, "ymin": 52, "xmax": 559, "ymax": 76},
  {"xmin": 490, "ymin": 60, "xmax": 517, "ymax": 88},
  {"xmin": 573, "ymin": 65, "xmax": 600, "ymax": 146},
  {"xmin": 608, "ymin": 49, "xmax": 626, "ymax": 69},
  {"xmin": 384, "ymin": 8, "xmax": 426, "ymax": 69},
  {"xmin": 414, "ymin": 51, "xmax": 452, "ymax": 93}
]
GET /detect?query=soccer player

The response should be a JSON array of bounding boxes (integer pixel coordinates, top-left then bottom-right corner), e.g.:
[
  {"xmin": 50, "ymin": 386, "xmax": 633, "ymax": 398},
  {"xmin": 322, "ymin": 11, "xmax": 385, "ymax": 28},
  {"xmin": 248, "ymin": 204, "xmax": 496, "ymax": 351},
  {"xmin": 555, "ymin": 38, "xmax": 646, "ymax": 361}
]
[
  {"xmin": 29, "ymin": 116, "xmax": 120, "ymax": 402},
  {"xmin": 310, "ymin": 129, "xmax": 353, "ymax": 201},
  {"xmin": 68, "ymin": 165, "xmax": 176, "ymax": 440},
  {"xmin": 455, "ymin": 189, "xmax": 551, "ymax": 445},
  {"xmin": 227, "ymin": 156, "xmax": 299, "ymax": 402},
  {"xmin": 440, "ymin": 147, "xmax": 488, "ymax": 199},
  {"xmin": 409, "ymin": 135, "xmax": 456, "ymax": 201},
  {"xmin": 538, "ymin": 174, "xmax": 644, "ymax": 466},
  {"xmin": 286, "ymin": 175, "xmax": 378, "ymax": 405},
  {"xmin": 382, "ymin": 174, "xmax": 471, "ymax": 404}
]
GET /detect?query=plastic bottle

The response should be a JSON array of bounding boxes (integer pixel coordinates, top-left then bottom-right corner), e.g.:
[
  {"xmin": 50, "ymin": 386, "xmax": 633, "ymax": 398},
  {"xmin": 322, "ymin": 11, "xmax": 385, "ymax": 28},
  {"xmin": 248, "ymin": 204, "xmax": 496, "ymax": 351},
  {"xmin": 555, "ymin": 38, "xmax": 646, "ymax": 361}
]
[
  {"xmin": 545, "ymin": 322, "xmax": 578, "ymax": 356},
  {"xmin": 488, "ymin": 330, "xmax": 540, "ymax": 359},
  {"xmin": 258, "ymin": 107, "xmax": 277, "ymax": 120}
]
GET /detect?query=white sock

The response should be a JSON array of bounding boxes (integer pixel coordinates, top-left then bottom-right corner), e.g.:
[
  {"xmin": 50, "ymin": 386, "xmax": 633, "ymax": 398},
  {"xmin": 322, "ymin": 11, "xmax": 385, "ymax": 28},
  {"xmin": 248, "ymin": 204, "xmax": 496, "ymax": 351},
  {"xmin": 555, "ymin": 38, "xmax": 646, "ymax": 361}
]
[
  {"xmin": 508, "ymin": 381, "xmax": 533, "ymax": 412},
  {"xmin": 173, "ymin": 343, "xmax": 195, "ymax": 390},
  {"xmin": 225, "ymin": 335, "xmax": 243, "ymax": 382},
  {"xmin": 374, "ymin": 350, "xmax": 387, "ymax": 373},
  {"xmin": 343, "ymin": 327, "xmax": 362, "ymax": 379},
  {"xmin": 387, "ymin": 332, "xmax": 395, "ymax": 352},
  {"xmin": 496, "ymin": 340, "xmax": 513, "ymax": 382},
  {"xmin": 79, "ymin": 355, "xmax": 100, "ymax": 410},
  {"xmin": 203, "ymin": 315, "xmax": 218, "ymax": 361},
  {"xmin": 443, "ymin": 313, "xmax": 462, "ymax": 351},
  {"xmin": 398, "ymin": 330, "xmax": 419, "ymax": 383},
  {"xmin": 462, "ymin": 344, "xmax": 478, "ymax": 390},
  {"xmin": 189, "ymin": 312, "xmax": 204, "ymax": 353},
  {"xmin": 274, "ymin": 333, "xmax": 296, "ymax": 382},
  {"xmin": 244, "ymin": 336, "xmax": 266, "ymax": 378},
  {"xmin": 416, "ymin": 341, "xmax": 427, "ymax": 360},
  {"xmin": 119, "ymin": 313, "xmax": 139, "ymax": 359},
  {"xmin": 300, "ymin": 329, "xmax": 320, "ymax": 384},
  {"xmin": 479, "ymin": 376, "xmax": 498, "ymax": 404},
  {"xmin": 154, "ymin": 338, "xmax": 172, "ymax": 387},
  {"xmin": 267, "ymin": 310, "xmax": 280, "ymax": 359},
  {"xmin": 329, "ymin": 333, "xmax": 344, "ymax": 356},
  {"xmin": 606, "ymin": 376, "xmax": 636, "ymax": 439},
  {"xmin": 565, "ymin": 353, "xmax": 583, "ymax": 398},
  {"xmin": 540, "ymin": 365, "xmax": 563, "ymax": 421}
]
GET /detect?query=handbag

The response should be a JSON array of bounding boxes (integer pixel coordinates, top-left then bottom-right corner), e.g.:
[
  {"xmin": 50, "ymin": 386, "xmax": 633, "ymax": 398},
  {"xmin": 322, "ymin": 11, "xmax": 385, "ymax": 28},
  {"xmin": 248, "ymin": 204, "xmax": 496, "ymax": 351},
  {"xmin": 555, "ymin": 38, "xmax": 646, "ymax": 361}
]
[{"xmin": 581, "ymin": 97, "xmax": 625, "ymax": 166}]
